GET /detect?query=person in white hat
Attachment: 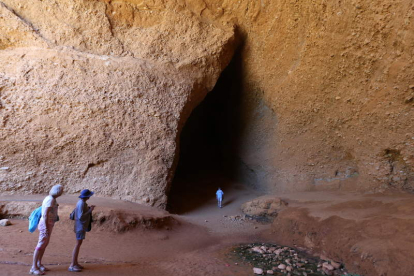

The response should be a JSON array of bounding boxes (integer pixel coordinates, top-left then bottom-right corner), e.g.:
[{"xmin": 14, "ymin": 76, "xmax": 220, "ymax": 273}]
[{"xmin": 30, "ymin": 184, "xmax": 63, "ymax": 275}]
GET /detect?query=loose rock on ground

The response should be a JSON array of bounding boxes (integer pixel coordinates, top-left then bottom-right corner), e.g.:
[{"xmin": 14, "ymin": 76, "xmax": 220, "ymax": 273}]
[
  {"xmin": 0, "ymin": 219, "xmax": 11, "ymax": 226},
  {"xmin": 230, "ymin": 243, "xmax": 358, "ymax": 275}
]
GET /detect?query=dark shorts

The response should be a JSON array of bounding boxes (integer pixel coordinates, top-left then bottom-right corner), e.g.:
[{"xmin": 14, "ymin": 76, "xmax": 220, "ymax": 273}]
[{"xmin": 76, "ymin": 230, "xmax": 86, "ymax": 240}]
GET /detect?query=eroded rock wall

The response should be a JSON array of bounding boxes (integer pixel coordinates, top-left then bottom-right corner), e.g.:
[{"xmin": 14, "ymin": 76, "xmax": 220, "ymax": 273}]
[
  {"xmin": 0, "ymin": 0, "xmax": 235, "ymax": 207},
  {"xmin": 181, "ymin": 0, "xmax": 414, "ymax": 194},
  {"xmin": 1, "ymin": 0, "xmax": 413, "ymax": 205}
]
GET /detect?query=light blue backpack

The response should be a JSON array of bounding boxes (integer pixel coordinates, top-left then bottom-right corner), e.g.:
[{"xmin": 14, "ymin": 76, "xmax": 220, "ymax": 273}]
[{"xmin": 28, "ymin": 206, "xmax": 42, "ymax": 233}]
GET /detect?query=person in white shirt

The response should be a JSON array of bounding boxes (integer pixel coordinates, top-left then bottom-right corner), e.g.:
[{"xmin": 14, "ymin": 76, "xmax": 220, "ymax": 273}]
[{"xmin": 30, "ymin": 184, "xmax": 63, "ymax": 275}]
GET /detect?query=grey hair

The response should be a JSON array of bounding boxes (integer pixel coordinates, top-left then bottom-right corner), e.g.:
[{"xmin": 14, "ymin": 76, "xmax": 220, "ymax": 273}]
[{"xmin": 49, "ymin": 184, "xmax": 63, "ymax": 197}]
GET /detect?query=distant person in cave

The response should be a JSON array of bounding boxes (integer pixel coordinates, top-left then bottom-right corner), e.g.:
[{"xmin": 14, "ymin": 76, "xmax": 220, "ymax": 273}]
[
  {"xmin": 30, "ymin": 184, "xmax": 64, "ymax": 275},
  {"xmin": 68, "ymin": 189, "xmax": 95, "ymax": 272},
  {"xmin": 216, "ymin": 188, "xmax": 224, "ymax": 208}
]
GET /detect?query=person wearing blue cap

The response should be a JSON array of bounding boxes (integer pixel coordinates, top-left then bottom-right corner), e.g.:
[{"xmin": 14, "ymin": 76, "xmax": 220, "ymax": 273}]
[{"xmin": 68, "ymin": 189, "xmax": 95, "ymax": 272}]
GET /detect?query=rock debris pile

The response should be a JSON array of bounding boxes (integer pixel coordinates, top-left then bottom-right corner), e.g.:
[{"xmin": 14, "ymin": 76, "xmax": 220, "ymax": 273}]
[{"xmin": 231, "ymin": 243, "xmax": 359, "ymax": 276}]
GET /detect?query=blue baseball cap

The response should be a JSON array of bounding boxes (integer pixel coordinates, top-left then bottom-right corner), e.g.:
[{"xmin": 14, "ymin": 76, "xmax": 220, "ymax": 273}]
[{"xmin": 79, "ymin": 189, "xmax": 94, "ymax": 199}]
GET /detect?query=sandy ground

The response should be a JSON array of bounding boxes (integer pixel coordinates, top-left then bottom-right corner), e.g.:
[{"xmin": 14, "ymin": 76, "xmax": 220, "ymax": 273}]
[
  {"xmin": 0, "ymin": 179, "xmax": 273, "ymax": 276},
  {"xmin": 267, "ymin": 191, "xmax": 414, "ymax": 276},
  {"xmin": 2, "ymin": 179, "xmax": 414, "ymax": 276}
]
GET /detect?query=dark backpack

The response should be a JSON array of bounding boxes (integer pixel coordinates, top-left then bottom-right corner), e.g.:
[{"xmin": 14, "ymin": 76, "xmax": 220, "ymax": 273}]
[{"xmin": 69, "ymin": 209, "xmax": 75, "ymax": 220}]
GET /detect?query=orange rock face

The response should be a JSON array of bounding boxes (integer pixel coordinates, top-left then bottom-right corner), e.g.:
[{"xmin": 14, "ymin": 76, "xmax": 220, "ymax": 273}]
[
  {"xmin": 1, "ymin": 0, "xmax": 413, "ymax": 206},
  {"xmin": 179, "ymin": 0, "xmax": 414, "ymax": 194},
  {"xmin": 0, "ymin": 0, "xmax": 235, "ymax": 207}
]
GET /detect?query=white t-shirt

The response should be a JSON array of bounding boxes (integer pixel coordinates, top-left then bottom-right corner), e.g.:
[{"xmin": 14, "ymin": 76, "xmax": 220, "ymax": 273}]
[{"xmin": 41, "ymin": 195, "xmax": 58, "ymax": 224}]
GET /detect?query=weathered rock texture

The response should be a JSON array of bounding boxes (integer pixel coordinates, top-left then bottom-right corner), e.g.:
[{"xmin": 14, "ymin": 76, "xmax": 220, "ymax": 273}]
[
  {"xmin": 179, "ymin": 0, "xmax": 414, "ymax": 194},
  {"xmin": 0, "ymin": 0, "xmax": 235, "ymax": 207},
  {"xmin": 1, "ymin": 0, "xmax": 414, "ymax": 205}
]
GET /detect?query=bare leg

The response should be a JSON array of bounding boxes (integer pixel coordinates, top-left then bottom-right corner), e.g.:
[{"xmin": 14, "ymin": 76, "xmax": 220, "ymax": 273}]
[
  {"xmin": 34, "ymin": 222, "xmax": 52, "ymax": 271},
  {"xmin": 70, "ymin": 239, "xmax": 83, "ymax": 267},
  {"xmin": 32, "ymin": 249, "xmax": 41, "ymax": 270},
  {"xmin": 37, "ymin": 247, "xmax": 48, "ymax": 269},
  {"xmin": 33, "ymin": 240, "xmax": 49, "ymax": 272}
]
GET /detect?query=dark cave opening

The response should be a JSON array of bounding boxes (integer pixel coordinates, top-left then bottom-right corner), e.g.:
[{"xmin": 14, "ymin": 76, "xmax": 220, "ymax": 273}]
[{"xmin": 167, "ymin": 51, "xmax": 244, "ymax": 214}]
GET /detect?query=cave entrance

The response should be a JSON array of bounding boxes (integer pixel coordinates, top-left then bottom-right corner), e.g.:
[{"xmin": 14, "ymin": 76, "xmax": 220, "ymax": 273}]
[{"xmin": 167, "ymin": 53, "xmax": 243, "ymax": 214}]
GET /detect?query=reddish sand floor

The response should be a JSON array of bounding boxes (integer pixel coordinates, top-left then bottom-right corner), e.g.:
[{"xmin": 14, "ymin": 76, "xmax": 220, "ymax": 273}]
[
  {"xmin": 0, "ymin": 180, "xmax": 272, "ymax": 276},
  {"xmin": 2, "ymin": 180, "xmax": 414, "ymax": 276}
]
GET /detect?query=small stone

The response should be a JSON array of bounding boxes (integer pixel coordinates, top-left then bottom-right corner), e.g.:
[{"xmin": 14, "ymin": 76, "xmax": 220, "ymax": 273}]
[
  {"xmin": 251, "ymin": 246, "xmax": 265, "ymax": 254},
  {"xmin": 409, "ymin": 84, "xmax": 414, "ymax": 89},
  {"xmin": 255, "ymin": 226, "xmax": 258, "ymax": 229},
  {"xmin": 286, "ymin": 259, "xmax": 291, "ymax": 264},
  {"xmin": 253, "ymin": 267, "xmax": 263, "ymax": 274},
  {"xmin": 205, "ymin": 220, "xmax": 208, "ymax": 222},
  {"xmin": 278, "ymin": 264, "xmax": 286, "ymax": 270},
  {"xmin": 331, "ymin": 261, "xmax": 341, "ymax": 269},
  {"xmin": 405, "ymin": 97, "xmax": 414, "ymax": 103},
  {"xmin": 0, "ymin": 219, "xmax": 11, "ymax": 226},
  {"xmin": 0, "ymin": 167, "xmax": 9, "ymax": 170},
  {"xmin": 322, "ymin": 268, "xmax": 333, "ymax": 275},
  {"xmin": 267, "ymin": 270, "xmax": 274, "ymax": 275},
  {"xmin": 322, "ymin": 262, "xmax": 334, "ymax": 271},
  {"xmin": 274, "ymin": 249, "xmax": 283, "ymax": 255},
  {"xmin": 286, "ymin": 266, "xmax": 292, "ymax": 272}
]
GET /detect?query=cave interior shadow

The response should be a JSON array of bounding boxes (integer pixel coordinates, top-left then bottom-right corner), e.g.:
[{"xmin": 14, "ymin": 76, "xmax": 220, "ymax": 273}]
[{"xmin": 167, "ymin": 44, "xmax": 246, "ymax": 215}]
